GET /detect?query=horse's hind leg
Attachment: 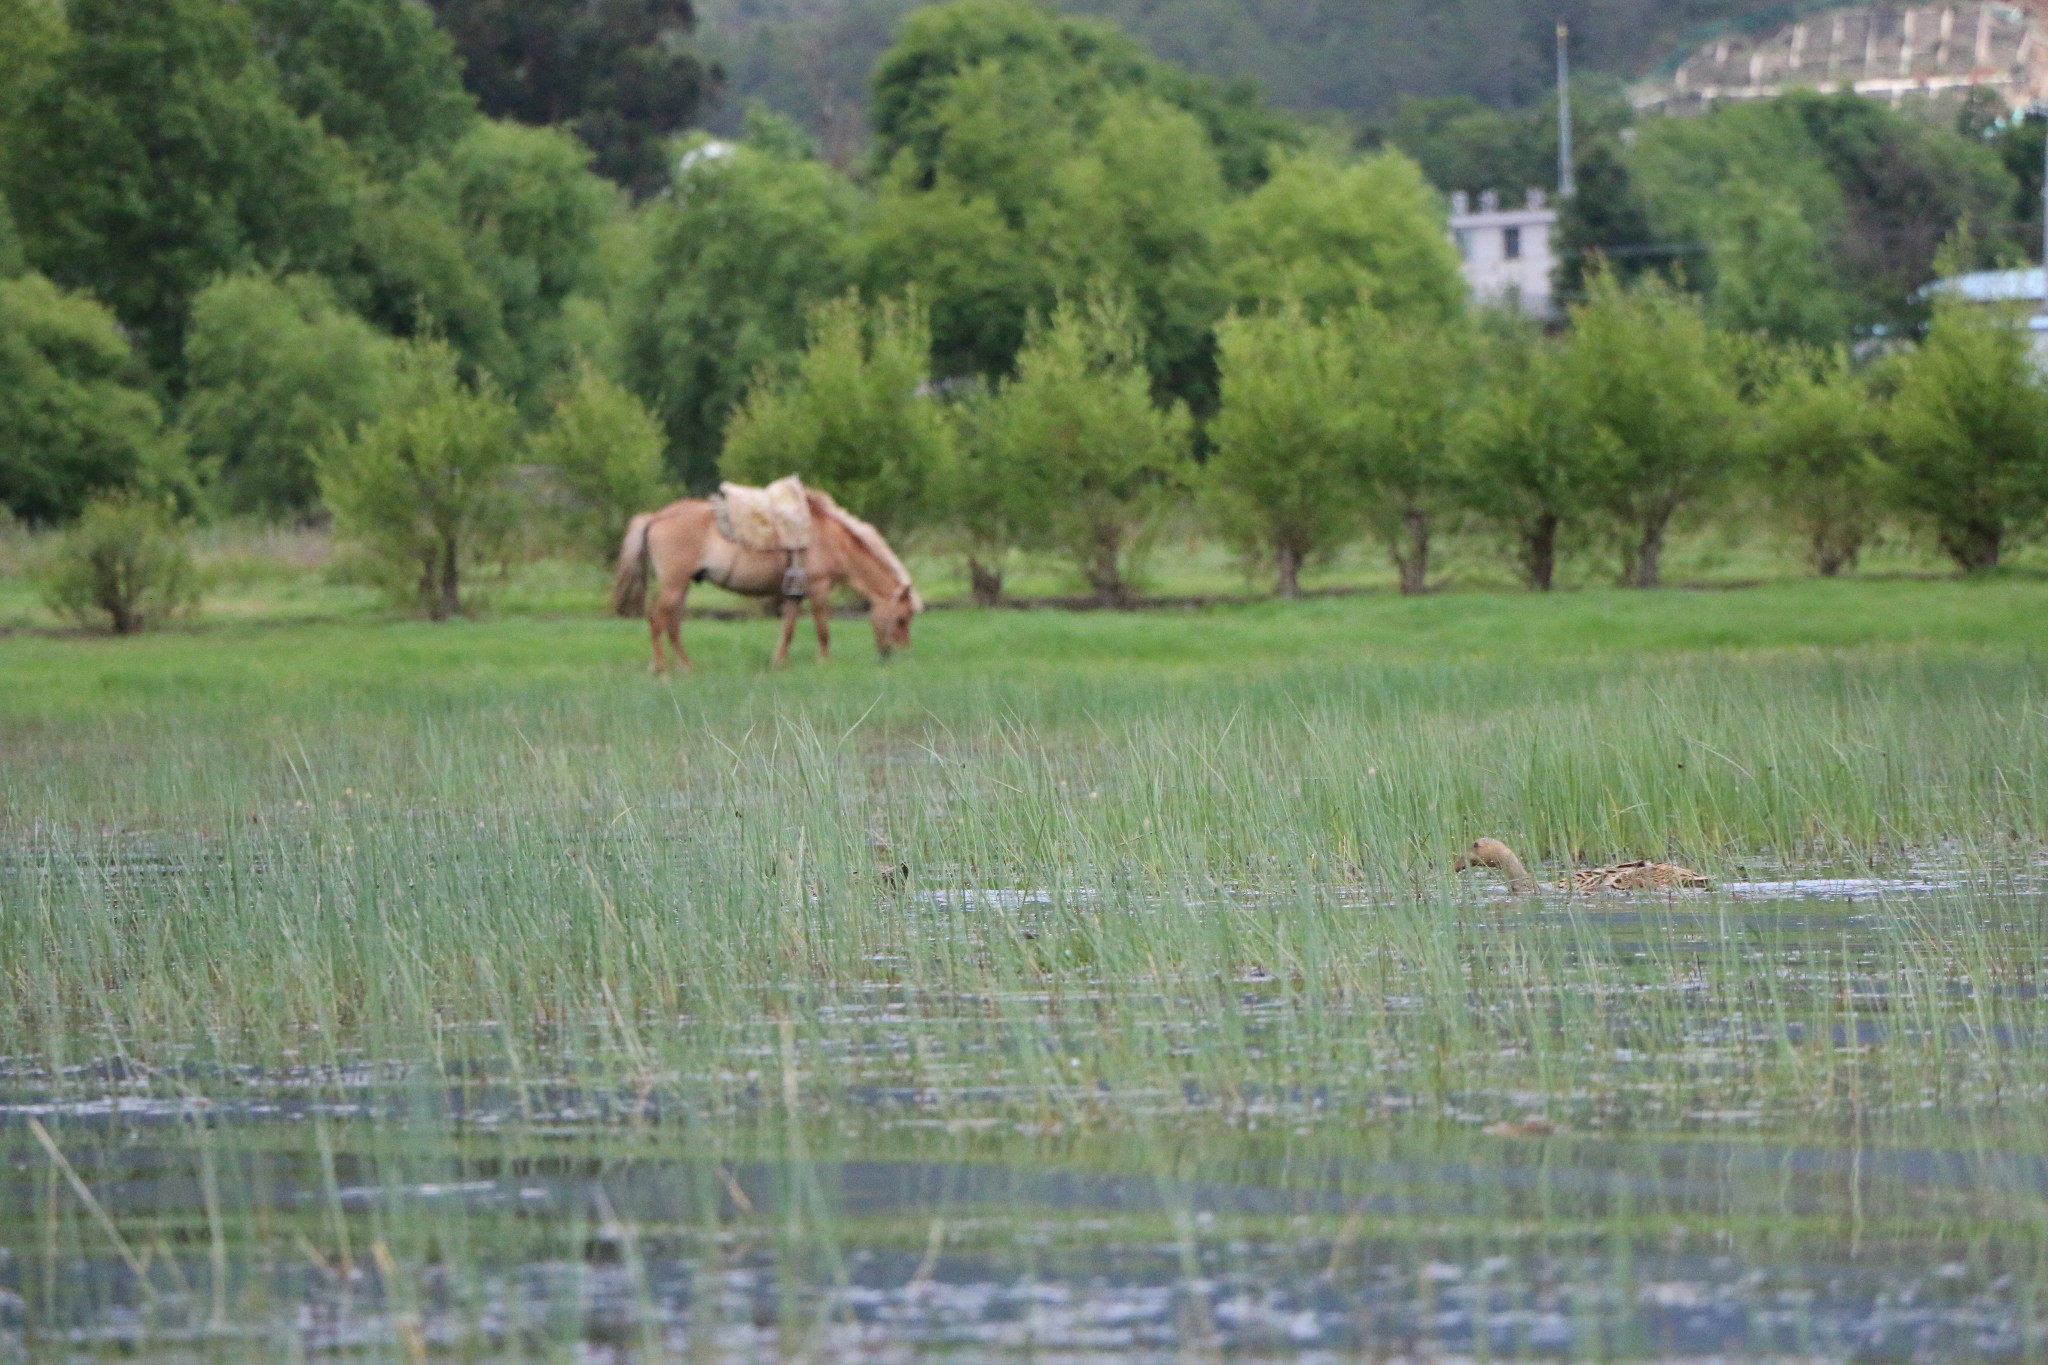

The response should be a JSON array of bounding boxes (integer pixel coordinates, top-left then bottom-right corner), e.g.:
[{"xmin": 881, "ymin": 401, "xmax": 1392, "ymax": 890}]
[
  {"xmin": 650, "ymin": 582, "xmax": 691, "ymax": 675},
  {"xmin": 810, "ymin": 592, "xmax": 831, "ymax": 662},
  {"xmin": 772, "ymin": 598, "xmax": 801, "ymax": 668}
]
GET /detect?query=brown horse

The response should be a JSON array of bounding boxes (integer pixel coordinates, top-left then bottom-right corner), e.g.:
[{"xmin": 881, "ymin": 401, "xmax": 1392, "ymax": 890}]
[{"xmin": 610, "ymin": 492, "xmax": 923, "ymax": 673}]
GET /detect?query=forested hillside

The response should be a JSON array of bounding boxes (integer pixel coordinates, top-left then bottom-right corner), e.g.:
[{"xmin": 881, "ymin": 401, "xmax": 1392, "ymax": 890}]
[{"xmin": 700, "ymin": 0, "xmax": 1837, "ymax": 149}]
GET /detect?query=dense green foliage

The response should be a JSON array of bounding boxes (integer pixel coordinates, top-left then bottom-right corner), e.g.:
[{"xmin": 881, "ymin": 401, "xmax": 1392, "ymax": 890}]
[
  {"xmin": 180, "ymin": 274, "xmax": 400, "ymax": 516},
  {"xmin": 249, "ymin": 0, "xmax": 476, "ymax": 172},
  {"xmin": 624, "ymin": 133, "xmax": 865, "ymax": 489},
  {"xmin": 2, "ymin": 0, "xmax": 360, "ymax": 376},
  {"xmin": 427, "ymin": 0, "xmax": 716, "ymax": 197},
  {"xmin": 0, "ymin": 274, "xmax": 178, "ymax": 523},
  {"xmin": 8, "ymin": 0, "xmax": 2048, "ymax": 611}
]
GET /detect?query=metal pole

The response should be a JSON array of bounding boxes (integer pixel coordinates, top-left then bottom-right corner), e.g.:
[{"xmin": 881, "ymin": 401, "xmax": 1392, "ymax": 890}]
[{"xmin": 1557, "ymin": 22, "xmax": 1575, "ymax": 197}]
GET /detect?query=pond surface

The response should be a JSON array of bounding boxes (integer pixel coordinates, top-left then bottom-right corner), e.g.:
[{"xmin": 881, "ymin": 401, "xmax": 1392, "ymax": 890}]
[{"xmin": 4, "ymin": 874, "xmax": 2046, "ymax": 1362}]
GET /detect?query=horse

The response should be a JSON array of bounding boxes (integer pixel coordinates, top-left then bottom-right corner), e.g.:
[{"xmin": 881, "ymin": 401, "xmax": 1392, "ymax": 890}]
[{"xmin": 610, "ymin": 491, "xmax": 923, "ymax": 674}]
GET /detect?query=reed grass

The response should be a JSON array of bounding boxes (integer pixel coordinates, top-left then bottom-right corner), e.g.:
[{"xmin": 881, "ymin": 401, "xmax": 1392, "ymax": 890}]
[{"xmin": 3, "ymin": 582, "xmax": 2047, "ymax": 1357}]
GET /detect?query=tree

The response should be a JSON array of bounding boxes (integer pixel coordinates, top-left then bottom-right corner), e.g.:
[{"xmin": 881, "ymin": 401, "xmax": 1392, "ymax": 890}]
[
  {"xmin": 1553, "ymin": 140, "xmax": 1664, "ymax": 304},
  {"xmin": 1886, "ymin": 299, "xmax": 2048, "ymax": 572},
  {"xmin": 403, "ymin": 122, "xmax": 620, "ymax": 406},
  {"xmin": 1352, "ymin": 316, "xmax": 1476, "ymax": 596},
  {"xmin": 721, "ymin": 293, "xmax": 954, "ymax": 534},
  {"xmin": 2, "ymin": 0, "xmax": 358, "ymax": 378},
  {"xmin": 978, "ymin": 291, "xmax": 1190, "ymax": 604},
  {"xmin": 528, "ymin": 360, "xmax": 670, "ymax": 563},
  {"xmin": 624, "ymin": 134, "xmax": 863, "ymax": 488},
  {"xmin": 867, "ymin": 39, "xmax": 1233, "ymax": 405},
  {"xmin": 1748, "ymin": 346, "xmax": 1883, "ymax": 576},
  {"xmin": 1037, "ymin": 95, "xmax": 1227, "ymax": 407},
  {"xmin": 1453, "ymin": 324, "xmax": 1600, "ymax": 590},
  {"xmin": 935, "ymin": 385, "xmax": 1019, "ymax": 605},
  {"xmin": 428, "ymin": 0, "xmax": 717, "ymax": 198},
  {"xmin": 1216, "ymin": 151, "xmax": 1465, "ymax": 324},
  {"xmin": 1556, "ymin": 272, "xmax": 1738, "ymax": 589},
  {"xmin": 871, "ymin": 0, "xmax": 1285, "ymax": 190},
  {"xmin": 180, "ymin": 274, "xmax": 399, "ymax": 517},
  {"xmin": 247, "ymin": 0, "xmax": 475, "ymax": 173},
  {"xmin": 1202, "ymin": 305, "xmax": 1365, "ymax": 597},
  {"xmin": 39, "ymin": 493, "xmax": 198, "ymax": 634},
  {"xmin": 315, "ymin": 339, "xmax": 522, "ymax": 620},
  {"xmin": 0, "ymin": 273, "xmax": 180, "ymax": 524},
  {"xmin": 1695, "ymin": 174, "xmax": 1850, "ymax": 344}
]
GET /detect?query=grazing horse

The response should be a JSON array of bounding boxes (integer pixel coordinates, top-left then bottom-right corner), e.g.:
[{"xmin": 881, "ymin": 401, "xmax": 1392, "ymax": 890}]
[{"xmin": 610, "ymin": 492, "xmax": 923, "ymax": 674}]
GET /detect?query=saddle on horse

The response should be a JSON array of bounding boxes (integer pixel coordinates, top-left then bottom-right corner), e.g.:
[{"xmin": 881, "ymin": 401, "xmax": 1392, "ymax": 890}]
[{"xmin": 711, "ymin": 475, "xmax": 814, "ymax": 598}]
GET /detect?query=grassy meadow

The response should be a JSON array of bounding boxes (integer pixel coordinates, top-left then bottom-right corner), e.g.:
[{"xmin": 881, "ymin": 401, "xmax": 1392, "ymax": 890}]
[{"xmin": 3, "ymin": 537, "xmax": 2048, "ymax": 1359}]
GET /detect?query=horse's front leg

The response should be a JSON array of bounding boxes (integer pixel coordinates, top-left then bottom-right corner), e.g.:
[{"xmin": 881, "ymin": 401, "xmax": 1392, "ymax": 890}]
[
  {"xmin": 771, "ymin": 598, "xmax": 801, "ymax": 668},
  {"xmin": 810, "ymin": 592, "xmax": 831, "ymax": 662}
]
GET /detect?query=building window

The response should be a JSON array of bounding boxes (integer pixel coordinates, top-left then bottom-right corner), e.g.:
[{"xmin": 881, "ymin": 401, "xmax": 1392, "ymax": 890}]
[
  {"xmin": 1453, "ymin": 229, "xmax": 1470, "ymax": 261},
  {"xmin": 1503, "ymin": 226, "xmax": 1522, "ymax": 261}
]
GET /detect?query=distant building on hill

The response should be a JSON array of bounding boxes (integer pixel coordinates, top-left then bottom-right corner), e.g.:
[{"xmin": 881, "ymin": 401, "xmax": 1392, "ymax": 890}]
[
  {"xmin": 1638, "ymin": 3, "xmax": 2048, "ymax": 115},
  {"xmin": 1448, "ymin": 188, "xmax": 1559, "ymax": 318}
]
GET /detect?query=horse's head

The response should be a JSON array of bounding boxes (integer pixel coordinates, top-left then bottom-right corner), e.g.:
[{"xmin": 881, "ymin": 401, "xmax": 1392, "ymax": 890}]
[{"xmin": 871, "ymin": 583, "xmax": 921, "ymax": 658}]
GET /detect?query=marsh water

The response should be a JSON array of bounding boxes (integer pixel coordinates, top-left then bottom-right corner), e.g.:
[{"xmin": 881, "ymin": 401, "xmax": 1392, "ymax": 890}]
[{"xmin": 5, "ymin": 873, "xmax": 2048, "ymax": 1362}]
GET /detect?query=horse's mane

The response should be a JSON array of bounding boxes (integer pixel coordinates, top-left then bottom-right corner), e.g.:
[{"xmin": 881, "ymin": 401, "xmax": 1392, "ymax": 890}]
[{"xmin": 807, "ymin": 490, "xmax": 923, "ymax": 612}]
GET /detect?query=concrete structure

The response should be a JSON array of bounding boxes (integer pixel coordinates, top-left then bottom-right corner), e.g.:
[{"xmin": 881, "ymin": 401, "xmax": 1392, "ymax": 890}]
[
  {"xmin": 1639, "ymin": 3, "xmax": 2048, "ymax": 115},
  {"xmin": 1448, "ymin": 188, "xmax": 1559, "ymax": 318}
]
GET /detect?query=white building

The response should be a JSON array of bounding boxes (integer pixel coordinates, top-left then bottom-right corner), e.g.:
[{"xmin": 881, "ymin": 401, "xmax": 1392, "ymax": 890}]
[{"xmin": 1448, "ymin": 189, "xmax": 1559, "ymax": 318}]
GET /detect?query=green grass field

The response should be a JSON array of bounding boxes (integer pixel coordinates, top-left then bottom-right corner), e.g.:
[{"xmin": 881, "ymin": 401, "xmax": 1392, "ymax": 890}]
[{"xmin": 3, "ymin": 565, "xmax": 2047, "ymax": 1360}]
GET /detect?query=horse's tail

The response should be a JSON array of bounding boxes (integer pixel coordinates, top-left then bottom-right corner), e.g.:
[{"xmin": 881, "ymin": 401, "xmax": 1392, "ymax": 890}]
[{"xmin": 610, "ymin": 513, "xmax": 655, "ymax": 618}]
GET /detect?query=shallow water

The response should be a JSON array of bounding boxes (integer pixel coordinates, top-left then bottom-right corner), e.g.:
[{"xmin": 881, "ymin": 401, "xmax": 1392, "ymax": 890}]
[{"xmin": 4, "ymin": 869, "xmax": 2047, "ymax": 1361}]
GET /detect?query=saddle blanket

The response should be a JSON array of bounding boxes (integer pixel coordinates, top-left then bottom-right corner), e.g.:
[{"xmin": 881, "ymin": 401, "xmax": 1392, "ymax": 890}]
[{"xmin": 713, "ymin": 475, "xmax": 813, "ymax": 553}]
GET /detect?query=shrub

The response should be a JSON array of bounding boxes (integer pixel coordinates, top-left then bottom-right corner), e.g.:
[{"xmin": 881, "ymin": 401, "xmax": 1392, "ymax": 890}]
[
  {"xmin": 1749, "ymin": 347, "xmax": 1884, "ymax": 576},
  {"xmin": 40, "ymin": 495, "xmax": 199, "ymax": 634},
  {"xmin": 1886, "ymin": 299, "xmax": 2048, "ymax": 572}
]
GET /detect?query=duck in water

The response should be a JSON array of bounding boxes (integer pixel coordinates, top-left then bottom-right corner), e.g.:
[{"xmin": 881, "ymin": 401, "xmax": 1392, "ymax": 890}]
[{"xmin": 1454, "ymin": 837, "xmax": 1709, "ymax": 894}]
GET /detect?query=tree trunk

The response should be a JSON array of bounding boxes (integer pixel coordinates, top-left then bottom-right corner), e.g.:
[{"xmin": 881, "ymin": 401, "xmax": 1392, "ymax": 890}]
[
  {"xmin": 1393, "ymin": 509, "xmax": 1429, "ymax": 596},
  {"xmin": 1522, "ymin": 513, "xmax": 1560, "ymax": 591},
  {"xmin": 1087, "ymin": 530, "xmax": 1128, "ymax": 607},
  {"xmin": 1630, "ymin": 515, "xmax": 1668, "ymax": 589},
  {"xmin": 431, "ymin": 534, "xmax": 460, "ymax": 621},
  {"xmin": 1275, "ymin": 540, "xmax": 1304, "ymax": 599},
  {"xmin": 968, "ymin": 556, "xmax": 1004, "ymax": 607},
  {"xmin": 1938, "ymin": 521, "xmax": 2001, "ymax": 573}
]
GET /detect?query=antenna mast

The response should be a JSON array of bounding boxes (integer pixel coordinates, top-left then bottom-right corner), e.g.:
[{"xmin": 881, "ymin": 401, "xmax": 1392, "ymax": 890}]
[{"xmin": 1557, "ymin": 22, "xmax": 1576, "ymax": 197}]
